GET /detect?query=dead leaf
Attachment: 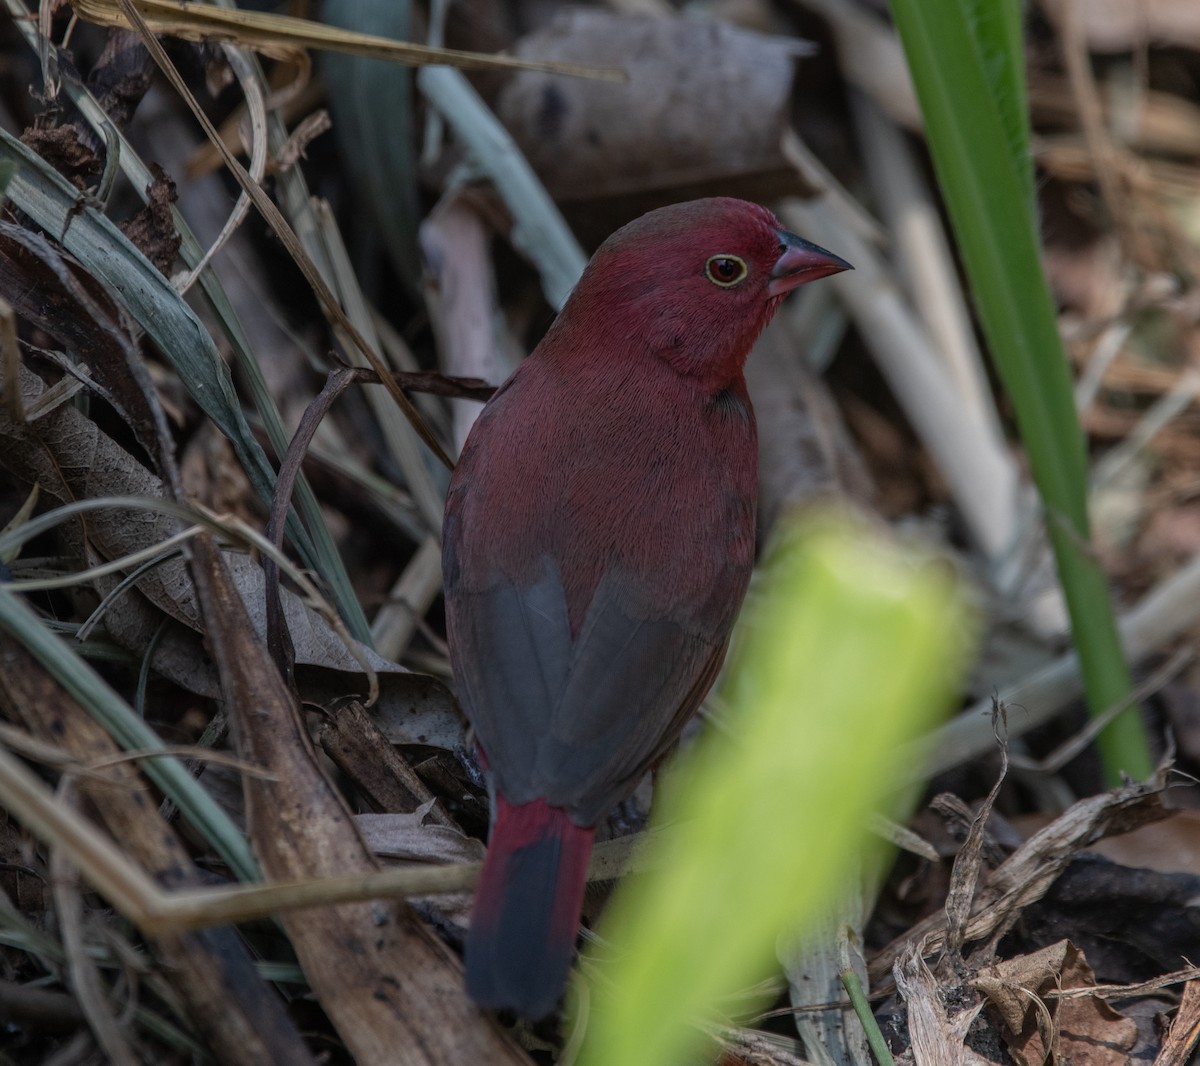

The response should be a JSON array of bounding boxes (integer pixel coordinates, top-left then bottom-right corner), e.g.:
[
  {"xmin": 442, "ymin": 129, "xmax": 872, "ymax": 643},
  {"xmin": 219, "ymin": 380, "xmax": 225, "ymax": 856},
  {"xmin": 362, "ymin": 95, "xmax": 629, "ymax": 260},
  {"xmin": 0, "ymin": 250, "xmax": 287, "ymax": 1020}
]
[
  {"xmin": 0, "ymin": 365, "xmax": 463, "ymax": 751},
  {"xmin": 497, "ymin": 10, "xmax": 807, "ymax": 203},
  {"xmin": 976, "ymin": 941, "xmax": 1138, "ymax": 1066},
  {"xmin": 0, "ymin": 223, "xmax": 178, "ymax": 479},
  {"xmin": 180, "ymin": 419, "xmax": 262, "ymax": 527}
]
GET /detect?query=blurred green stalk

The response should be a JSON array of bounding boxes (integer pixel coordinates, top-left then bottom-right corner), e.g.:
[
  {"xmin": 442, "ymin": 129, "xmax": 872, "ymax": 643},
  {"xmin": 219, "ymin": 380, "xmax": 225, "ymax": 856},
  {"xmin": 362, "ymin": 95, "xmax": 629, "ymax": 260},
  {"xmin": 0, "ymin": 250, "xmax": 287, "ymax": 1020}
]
[{"xmin": 572, "ymin": 512, "xmax": 972, "ymax": 1066}]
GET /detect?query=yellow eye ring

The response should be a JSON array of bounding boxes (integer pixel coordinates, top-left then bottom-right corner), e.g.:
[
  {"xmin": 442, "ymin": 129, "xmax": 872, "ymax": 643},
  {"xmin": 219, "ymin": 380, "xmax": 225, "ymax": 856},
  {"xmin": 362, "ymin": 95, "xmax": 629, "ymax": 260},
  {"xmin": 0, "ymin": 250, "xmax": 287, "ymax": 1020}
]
[{"xmin": 704, "ymin": 254, "xmax": 748, "ymax": 287}]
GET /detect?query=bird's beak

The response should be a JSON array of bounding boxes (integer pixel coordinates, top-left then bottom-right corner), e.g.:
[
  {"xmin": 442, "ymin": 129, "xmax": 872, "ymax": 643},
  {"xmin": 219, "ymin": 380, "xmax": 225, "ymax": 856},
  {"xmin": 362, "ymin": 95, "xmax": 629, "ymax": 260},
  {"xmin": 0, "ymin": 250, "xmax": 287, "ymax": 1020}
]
[{"xmin": 768, "ymin": 230, "xmax": 853, "ymax": 298}]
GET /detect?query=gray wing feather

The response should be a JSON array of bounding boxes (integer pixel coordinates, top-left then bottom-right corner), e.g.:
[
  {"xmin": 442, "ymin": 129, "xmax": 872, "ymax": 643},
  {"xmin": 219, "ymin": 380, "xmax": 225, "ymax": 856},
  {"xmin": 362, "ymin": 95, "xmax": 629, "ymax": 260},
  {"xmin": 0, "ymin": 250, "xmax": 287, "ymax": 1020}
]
[
  {"xmin": 533, "ymin": 573, "xmax": 718, "ymax": 821},
  {"xmin": 453, "ymin": 558, "xmax": 574, "ymax": 787},
  {"xmin": 454, "ymin": 561, "xmax": 723, "ymax": 825}
]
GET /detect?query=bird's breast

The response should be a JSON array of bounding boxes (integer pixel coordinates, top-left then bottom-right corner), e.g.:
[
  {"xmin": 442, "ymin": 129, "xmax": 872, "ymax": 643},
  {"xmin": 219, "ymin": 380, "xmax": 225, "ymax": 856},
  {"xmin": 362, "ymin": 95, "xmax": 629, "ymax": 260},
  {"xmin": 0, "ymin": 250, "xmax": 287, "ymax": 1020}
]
[{"xmin": 450, "ymin": 359, "xmax": 758, "ymax": 639}]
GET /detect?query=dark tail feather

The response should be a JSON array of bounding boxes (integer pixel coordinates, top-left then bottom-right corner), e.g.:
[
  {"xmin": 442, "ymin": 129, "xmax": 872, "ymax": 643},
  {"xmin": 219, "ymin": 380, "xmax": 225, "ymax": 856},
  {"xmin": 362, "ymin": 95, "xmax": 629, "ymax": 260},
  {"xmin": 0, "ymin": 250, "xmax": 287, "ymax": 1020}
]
[{"xmin": 466, "ymin": 795, "xmax": 594, "ymax": 1019}]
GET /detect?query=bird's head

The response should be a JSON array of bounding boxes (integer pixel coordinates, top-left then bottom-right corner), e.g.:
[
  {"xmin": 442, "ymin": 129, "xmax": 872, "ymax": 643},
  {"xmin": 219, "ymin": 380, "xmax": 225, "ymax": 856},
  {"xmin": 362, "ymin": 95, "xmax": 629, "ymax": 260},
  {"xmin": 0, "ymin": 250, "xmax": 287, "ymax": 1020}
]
[{"xmin": 549, "ymin": 198, "xmax": 851, "ymax": 391}]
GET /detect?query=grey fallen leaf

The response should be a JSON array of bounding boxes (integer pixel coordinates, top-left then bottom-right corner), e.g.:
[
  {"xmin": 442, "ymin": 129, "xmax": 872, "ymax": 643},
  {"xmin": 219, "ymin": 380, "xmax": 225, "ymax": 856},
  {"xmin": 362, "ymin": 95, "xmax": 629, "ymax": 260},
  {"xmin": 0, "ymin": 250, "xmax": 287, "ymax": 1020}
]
[
  {"xmin": 498, "ymin": 10, "xmax": 810, "ymax": 201},
  {"xmin": 326, "ymin": 671, "xmax": 465, "ymax": 751}
]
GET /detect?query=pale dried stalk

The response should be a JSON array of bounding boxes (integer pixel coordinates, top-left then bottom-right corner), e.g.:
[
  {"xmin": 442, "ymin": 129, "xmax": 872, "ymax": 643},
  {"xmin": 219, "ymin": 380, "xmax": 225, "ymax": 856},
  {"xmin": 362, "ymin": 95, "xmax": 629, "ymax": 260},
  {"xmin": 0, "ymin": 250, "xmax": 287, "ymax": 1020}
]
[
  {"xmin": 0, "ymin": 741, "xmax": 647, "ymax": 934},
  {"xmin": 71, "ymin": 0, "xmax": 624, "ymax": 80}
]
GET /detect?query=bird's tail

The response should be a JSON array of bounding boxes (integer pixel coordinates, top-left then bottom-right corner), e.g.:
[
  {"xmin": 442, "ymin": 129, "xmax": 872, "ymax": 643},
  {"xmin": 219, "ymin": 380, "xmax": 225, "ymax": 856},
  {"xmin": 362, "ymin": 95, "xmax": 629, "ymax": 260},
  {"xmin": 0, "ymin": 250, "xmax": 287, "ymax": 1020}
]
[{"xmin": 466, "ymin": 794, "xmax": 595, "ymax": 1019}]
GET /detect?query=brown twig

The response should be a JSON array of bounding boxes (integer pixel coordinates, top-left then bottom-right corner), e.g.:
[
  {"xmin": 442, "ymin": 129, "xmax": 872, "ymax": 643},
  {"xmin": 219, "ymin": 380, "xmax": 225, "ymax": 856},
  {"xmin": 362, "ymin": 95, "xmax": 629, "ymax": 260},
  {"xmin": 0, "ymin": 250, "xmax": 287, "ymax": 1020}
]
[{"xmin": 263, "ymin": 367, "xmax": 359, "ymax": 684}]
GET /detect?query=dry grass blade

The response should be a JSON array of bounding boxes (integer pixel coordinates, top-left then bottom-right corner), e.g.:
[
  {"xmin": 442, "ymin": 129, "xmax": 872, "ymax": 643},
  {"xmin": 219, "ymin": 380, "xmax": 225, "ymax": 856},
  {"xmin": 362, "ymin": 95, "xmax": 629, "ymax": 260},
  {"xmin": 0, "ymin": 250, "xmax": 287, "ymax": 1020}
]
[
  {"xmin": 70, "ymin": 0, "xmax": 625, "ymax": 81},
  {"xmin": 6, "ymin": 525, "xmax": 202, "ymax": 592},
  {"xmin": 146, "ymin": 831, "xmax": 645, "ymax": 932},
  {"xmin": 1048, "ymin": 964, "xmax": 1200, "ymax": 1003},
  {"xmin": 49, "ymin": 785, "xmax": 139, "ymax": 1066},
  {"xmin": 369, "ymin": 533, "xmax": 444, "ymax": 659},
  {"xmin": 0, "ymin": 484, "xmax": 37, "ymax": 565},
  {"xmin": 0, "ymin": 563, "xmax": 258, "ymax": 881},
  {"xmin": 910, "ymin": 551, "xmax": 1200, "ymax": 781},
  {"xmin": 0, "ymin": 730, "xmax": 476, "ymax": 925},
  {"xmin": 0, "ymin": 635, "xmax": 319, "ymax": 1063},
  {"xmin": 0, "ymin": 740, "xmax": 182, "ymax": 932},
  {"xmin": 0, "ymin": 720, "xmax": 269, "ymax": 782},
  {"xmin": 0, "ymin": 717, "xmax": 643, "ymax": 933},
  {"xmin": 111, "ymin": 0, "xmax": 454, "ymax": 471},
  {"xmin": 1007, "ymin": 648, "xmax": 1193, "ymax": 776},
  {"xmin": 1057, "ymin": 0, "xmax": 1145, "ymax": 265}
]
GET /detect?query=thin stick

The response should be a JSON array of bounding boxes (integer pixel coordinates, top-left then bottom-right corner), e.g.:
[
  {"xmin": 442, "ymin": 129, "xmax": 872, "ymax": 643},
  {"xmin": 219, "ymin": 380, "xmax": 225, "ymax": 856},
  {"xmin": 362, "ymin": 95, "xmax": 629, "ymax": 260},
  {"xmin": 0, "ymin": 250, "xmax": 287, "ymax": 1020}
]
[{"xmin": 0, "ymin": 740, "xmax": 648, "ymax": 935}]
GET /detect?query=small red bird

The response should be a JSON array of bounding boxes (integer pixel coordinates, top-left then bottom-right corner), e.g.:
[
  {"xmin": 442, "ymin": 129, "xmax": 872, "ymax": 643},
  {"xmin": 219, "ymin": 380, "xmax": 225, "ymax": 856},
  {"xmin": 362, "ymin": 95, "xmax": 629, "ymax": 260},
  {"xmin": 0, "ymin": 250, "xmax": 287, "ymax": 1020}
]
[{"xmin": 443, "ymin": 198, "xmax": 850, "ymax": 1018}]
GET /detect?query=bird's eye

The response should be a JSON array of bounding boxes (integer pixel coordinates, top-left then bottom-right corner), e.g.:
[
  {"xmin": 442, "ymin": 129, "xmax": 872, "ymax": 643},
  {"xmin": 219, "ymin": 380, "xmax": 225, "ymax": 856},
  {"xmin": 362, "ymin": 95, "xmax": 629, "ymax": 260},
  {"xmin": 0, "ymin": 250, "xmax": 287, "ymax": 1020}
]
[{"xmin": 704, "ymin": 254, "xmax": 748, "ymax": 288}]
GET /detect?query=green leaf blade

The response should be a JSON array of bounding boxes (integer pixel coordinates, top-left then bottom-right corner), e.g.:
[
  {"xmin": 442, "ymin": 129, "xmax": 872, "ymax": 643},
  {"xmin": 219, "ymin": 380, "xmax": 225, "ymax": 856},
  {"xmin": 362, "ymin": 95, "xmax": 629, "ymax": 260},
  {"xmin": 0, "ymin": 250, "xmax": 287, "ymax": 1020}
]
[{"xmin": 888, "ymin": 0, "xmax": 1152, "ymax": 780}]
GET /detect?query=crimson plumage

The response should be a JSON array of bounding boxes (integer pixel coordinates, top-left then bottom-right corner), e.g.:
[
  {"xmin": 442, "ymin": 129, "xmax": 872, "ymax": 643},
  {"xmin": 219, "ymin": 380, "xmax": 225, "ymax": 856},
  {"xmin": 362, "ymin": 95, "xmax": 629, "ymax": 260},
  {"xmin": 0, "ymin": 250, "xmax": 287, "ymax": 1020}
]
[{"xmin": 442, "ymin": 198, "xmax": 850, "ymax": 1017}]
